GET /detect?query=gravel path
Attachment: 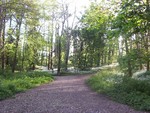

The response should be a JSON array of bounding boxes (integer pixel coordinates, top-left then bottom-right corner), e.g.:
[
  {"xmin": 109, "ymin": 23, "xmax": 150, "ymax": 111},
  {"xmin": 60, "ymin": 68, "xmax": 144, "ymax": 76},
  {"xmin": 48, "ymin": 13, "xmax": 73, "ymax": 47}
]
[{"xmin": 0, "ymin": 75, "xmax": 149, "ymax": 113}]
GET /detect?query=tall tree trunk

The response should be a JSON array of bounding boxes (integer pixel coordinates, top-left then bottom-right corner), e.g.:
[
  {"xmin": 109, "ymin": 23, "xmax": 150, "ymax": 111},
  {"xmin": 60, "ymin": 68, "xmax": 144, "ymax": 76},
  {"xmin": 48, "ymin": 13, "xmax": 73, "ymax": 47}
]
[
  {"xmin": 84, "ymin": 52, "xmax": 87, "ymax": 68},
  {"xmin": 146, "ymin": 32, "xmax": 149, "ymax": 71},
  {"xmin": 78, "ymin": 41, "xmax": 83, "ymax": 69},
  {"xmin": 49, "ymin": 11, "xmax": 55, "ymax": 72},
  {"xmin": 101, "ymin": 50, "xmax": 104, "ymax": 65},
  {"xmin": 57, "ymin": 35, "xmax": 61, "ymax": 75},
  {"xmin": 146, "ymin": 0, "xmax": 150, "ymax": 71},
  {"xmin": 48, "ymin": 51, "xmax": 50, "ymax": 70},
  {"xmin": 21, "ymin": 44, "xmax": 25, "ymax": 71},
  {"xmin": 50, "ymin": 34, "xmax": 53, "ymax": 72},
  {"xmin": 64, "ymin": 5, "xmax": 73, "ymax": 71},
  {"xmin": 1, "ymin": 10, "xmax": 6, "ymax": 72},
  {"xmin": 57, "ymin": 21, "xmax": 64, "ymax": 75},
  {"xmin": 12, "ymin": 20, "xmax": 22, "ymax": 73},
  {"xmin": 6, "ymin": 14, "xmax": 13, "ymax": 67},
  {"xmin": 47, "ymin": 27, "xmax": 51, "ymax": 70},
  {"xmin": 57, "ymin": 3, "xmax": 66, "ymax": 75},
  {"xmin": 0, "ymin": 3, "xmax": 6, "ymax": 72},
  {"xmin": 104, "ymin": 50, "xmax": 107, "ymax": 64},
  {"xmin": 21, "ymin": 24, "xmax": 26, "ymax": 71},
  {"xmin": 125, "ymin": 38, "xmax": 132, "ymax": 76},
  {"xmin": 45, "ymin": 47, "xmax": 48, "ymax": 66},
  {"xmin": 108, "ymin": 45, "xmax": 111, "ymax": 65},
  {"xmin": 0, "ymin": 6, "xmax": 2, "ymax": 45},
  {"xmin": 64, "ymin": 34, "xmax": 70, "ymax": 71},
  {"xmin": 97, "ymin": 49, "xmax": 101, "ymax": 67},
  {"xmin": 41, "ymin": 49, "xmax": 44, "ymax": 66},
  {"xmin": 135, "ymin": 34, "xmax": 142, "ymax": 70}
]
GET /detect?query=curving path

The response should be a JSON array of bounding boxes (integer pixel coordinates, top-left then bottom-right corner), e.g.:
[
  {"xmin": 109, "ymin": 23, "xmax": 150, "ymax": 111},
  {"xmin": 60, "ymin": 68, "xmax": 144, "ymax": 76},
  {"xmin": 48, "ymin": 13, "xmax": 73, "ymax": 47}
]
[{"xmin": 0, "ymin": 75, "xmax": 148, "ymax": 113}]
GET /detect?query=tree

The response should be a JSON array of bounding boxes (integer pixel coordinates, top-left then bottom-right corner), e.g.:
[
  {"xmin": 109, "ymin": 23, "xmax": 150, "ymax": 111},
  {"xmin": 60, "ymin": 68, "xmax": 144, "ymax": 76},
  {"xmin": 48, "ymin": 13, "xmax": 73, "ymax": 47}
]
[
  {"xmin": 111, "ymin": 0, "xmax": 150, "ymax": 76},
  {"xmin": 76, "ymin": 3, "xmax": 112, "ymax": 69}
]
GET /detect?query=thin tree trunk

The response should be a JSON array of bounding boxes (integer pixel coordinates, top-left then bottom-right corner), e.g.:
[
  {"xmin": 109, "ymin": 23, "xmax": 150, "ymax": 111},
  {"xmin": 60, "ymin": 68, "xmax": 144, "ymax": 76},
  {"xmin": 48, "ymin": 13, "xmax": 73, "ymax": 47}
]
[
  {"xmin": 104, "ymin": 50, "xmax": 107, "ymax": 64},
  {"xmin": 48, "ymin": 51, "xmax": 50, "ymax": 70},
  {"xmin": 108, "ymin": 45, "xmax": 111, "ymax": 65},
  {"xmin": 50, "ymin": 33, "xmax": 53, "ymax": 72},
  {"xmin": 0, "ymin": 3, "xmax": 6, "ymax": 72},
  {"xmin": 78, "ymin": 41, "xmax": 83, "ymax": 69},
  {"xmin": 21, "ymin": 45, "xmax": 25, "ymax": 71},
  {"xmin": 57, "ymin": 35, "xmax": 61, "ymax": 75},
  {"xmin": 47, "ymin": 25, "xmax": 51, "ymax": 70},
  {"xmin": 1, "ymin": 11, "xmax": 6, "ymax": 71},
  {"xmin": 21, "ymin": 23, "xmax": 27, "ymax": 71},
  {"xmin": 101, "ymin": 50, "xmax": 104, "ymax": 65},
  {"xmin": 145, "ymin": 0, "xmax": 150, "ymax": 71},
  {"xmin": 41, "ymin": 49, "xmax": 44, "ymax": 66},
  {"xmin": 97, "ymin": 49, "xmax": 101, "ymax": 67},
  {"xmin": 146, "ymin": 32, "xmax": 149, "ymax": 71}
]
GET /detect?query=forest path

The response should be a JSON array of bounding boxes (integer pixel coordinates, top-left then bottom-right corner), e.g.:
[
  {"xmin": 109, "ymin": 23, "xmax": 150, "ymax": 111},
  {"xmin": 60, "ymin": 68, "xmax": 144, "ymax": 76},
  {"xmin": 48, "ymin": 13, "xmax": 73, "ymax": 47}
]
[{"xmin": 0, "ymin": 75, "xmax": 148, "ymax": 113}]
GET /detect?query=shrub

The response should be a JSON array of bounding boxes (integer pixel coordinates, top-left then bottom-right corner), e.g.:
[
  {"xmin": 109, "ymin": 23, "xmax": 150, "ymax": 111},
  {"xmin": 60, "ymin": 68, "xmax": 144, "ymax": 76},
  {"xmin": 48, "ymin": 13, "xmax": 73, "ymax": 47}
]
[
  {"xmin": 87, "ymin": 69, "xmax": 150, "ymax": 111},
  {"xmin": 0, "ymin": 71, "xmax": 53, "ymax": 100},
  {"xmin": 0, "ymin": 85, "xmax": 13, "ymax": 100}
]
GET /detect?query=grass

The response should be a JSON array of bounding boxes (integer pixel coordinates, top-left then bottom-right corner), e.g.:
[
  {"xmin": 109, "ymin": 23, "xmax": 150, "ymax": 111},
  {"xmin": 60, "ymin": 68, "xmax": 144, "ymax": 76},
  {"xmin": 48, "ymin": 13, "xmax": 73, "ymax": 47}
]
[
  {"xmin": 86, "ymin": 68, "xmax": 150, "ymax": 111},
  {"xmin": 0, "ymin": 71, "xmax": 54, "ymax": 100}
]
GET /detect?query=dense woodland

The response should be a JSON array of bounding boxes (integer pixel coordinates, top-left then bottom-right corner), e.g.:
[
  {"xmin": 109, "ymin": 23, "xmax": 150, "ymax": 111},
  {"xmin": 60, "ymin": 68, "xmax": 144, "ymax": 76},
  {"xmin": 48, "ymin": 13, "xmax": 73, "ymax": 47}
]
[{"xmin": 0, "ymin": 0, "xmax": 150, "ymax": 76}]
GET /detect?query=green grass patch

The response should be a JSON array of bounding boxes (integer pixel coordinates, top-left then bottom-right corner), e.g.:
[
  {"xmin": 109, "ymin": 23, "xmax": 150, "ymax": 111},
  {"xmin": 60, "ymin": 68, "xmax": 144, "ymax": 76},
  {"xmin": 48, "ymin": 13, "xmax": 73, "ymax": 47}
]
[
  {"xmin": 86, "ymin": 68, "xmax": 150, "ymax": 111},
  {"xmin": 0, "ymin": 71, "xmax": 53, "ymax": 100}
]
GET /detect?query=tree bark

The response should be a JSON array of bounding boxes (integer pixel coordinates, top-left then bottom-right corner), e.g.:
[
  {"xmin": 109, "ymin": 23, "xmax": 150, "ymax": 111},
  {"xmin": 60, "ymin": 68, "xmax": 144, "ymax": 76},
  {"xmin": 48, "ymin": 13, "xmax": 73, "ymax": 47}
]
[
  {"xmin": 64, "ymin": 34, "xmax": 70, "ymax": 71},
  {"xmin": 125, "ymin": 38, "xmax": 132, "ymax": 76},
  {"xmin": 57, "ymin": 35, "xmax": 61, "ymax": 75},
  {"xmin": 97, "ymin": 49, "xmax": 101, "ymax": 67},
  {"xmin": 57, "ymin": 21, "xmax": 64, "ymax": 75},
  {"xmin": 12, "ymin": 18, "xmax": 22, "ymax": 73},
  {"xmin": 1, "ymin": 9, "xmax": 6, "ymax": 72},
  {"xmin": 101, "ymin": 50, "xmax": 104, "ymax": 65},
  {"xmin": 104, "ymin": 50, "xmax": 107, "ymax": 64},
  {"xmin": 108, "ymin": 45, "xmax": 111, "ymax": 65},
  {"xmin": 0, "ymin": 3, "xmax": 6, "ymax": 72},
  {"xmin": 146, "ymin": 32, "xmax": 149, "ymax": 71}
]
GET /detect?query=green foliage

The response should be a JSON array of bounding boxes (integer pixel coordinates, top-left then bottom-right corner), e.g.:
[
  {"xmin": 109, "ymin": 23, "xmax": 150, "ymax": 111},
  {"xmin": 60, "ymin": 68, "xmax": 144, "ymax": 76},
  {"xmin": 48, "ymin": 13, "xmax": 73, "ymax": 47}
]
[
  {"xmin": 0, "ymin": 71, "xmax": 53, "ymax": 100},
  {"xmin": 87, "ymin": 69, "xmax": 121, "ymax": 92},
  {"xmin": 118, "ymin": 49, "xmax": 145, "ymax": 74},
  {"xmin": 111, "ymin": 78, "xmax": 150, "ymax": 111},
  {"xmin": 87, "ymin": 69, "xmax": 150, "ymax": 111},
  {"xmin": 74, "ymin": 2, "xmax": 115, "ymax": 69},
  {"xmin": 110, "ymin": 0, "xmax": 150, "ymax": 75},
  {"xmin": 115, "ymin": 77, "xmax": 150, "ymax": 95}
]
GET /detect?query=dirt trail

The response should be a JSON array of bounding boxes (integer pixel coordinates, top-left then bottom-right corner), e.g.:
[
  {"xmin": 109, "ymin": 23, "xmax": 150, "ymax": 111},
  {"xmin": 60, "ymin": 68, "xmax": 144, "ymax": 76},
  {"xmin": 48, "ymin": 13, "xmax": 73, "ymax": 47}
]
[{"xmin": 0, "ymin": 75, "xmax": 148, "ymax": 113}]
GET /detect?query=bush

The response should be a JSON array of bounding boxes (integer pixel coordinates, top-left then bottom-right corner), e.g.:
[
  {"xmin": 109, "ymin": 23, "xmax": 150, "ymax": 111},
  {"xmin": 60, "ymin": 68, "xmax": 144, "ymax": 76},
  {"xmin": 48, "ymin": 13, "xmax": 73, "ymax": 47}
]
[
  {"xmin": 0, "ymin": 71, "xmax": 53, "ymax": 100},
  {"xmin": 87, "ymin": 69, "xmax": 150, "ymax": 111},
  {"xmin": 0, "ymin": 85, "xmax": 13, "ymax": 100},
  {"xmin": 119, "ymin": 77, "xmax": 150, "ymax": 95},
  {"xmin": 118, "ymin": 49, "xmax": 145, "ymax": 74}
]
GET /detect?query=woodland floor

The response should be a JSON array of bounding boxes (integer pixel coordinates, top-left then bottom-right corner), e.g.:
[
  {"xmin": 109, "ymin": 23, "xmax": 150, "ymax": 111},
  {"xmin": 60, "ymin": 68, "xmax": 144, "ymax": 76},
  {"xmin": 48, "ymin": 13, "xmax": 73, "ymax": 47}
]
[{"xmin": 0, "ymin": 75, "xmax": 148, "ymax": 113}]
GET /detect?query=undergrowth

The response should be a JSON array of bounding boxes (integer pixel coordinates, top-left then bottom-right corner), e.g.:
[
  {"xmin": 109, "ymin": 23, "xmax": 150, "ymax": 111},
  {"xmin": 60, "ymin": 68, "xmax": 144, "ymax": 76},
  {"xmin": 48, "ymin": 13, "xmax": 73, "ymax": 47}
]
[
  {"xmin": 86, "ymin": 69, "xmax": 150, "ymax": 111},
  {"xmin": 0, "ymin": 71, "xmax": 53, "ymax": 100}
]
